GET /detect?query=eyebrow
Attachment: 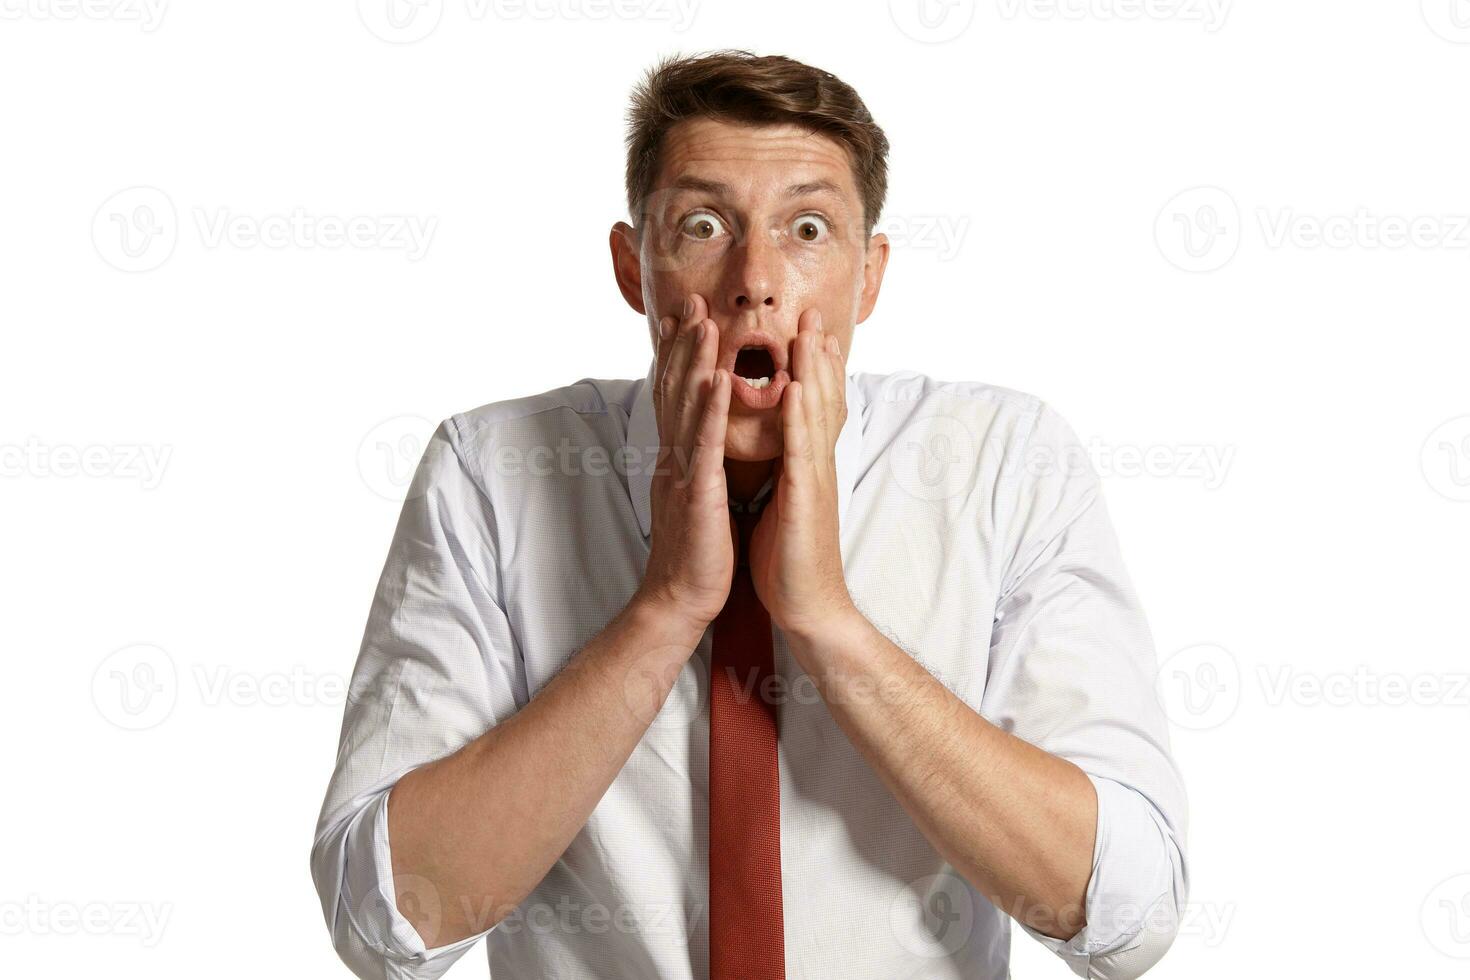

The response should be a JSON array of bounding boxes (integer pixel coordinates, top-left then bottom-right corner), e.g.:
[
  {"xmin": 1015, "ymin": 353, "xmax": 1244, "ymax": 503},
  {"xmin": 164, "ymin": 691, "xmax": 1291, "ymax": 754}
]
[{"xmin": 669, "ymin": 175, "xmax": 847, "ymax": 201}]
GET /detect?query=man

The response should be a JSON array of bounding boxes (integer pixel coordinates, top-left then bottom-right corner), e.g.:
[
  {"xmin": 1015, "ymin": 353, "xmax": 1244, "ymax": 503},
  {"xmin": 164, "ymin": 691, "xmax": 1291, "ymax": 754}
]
[{"xmin": 311, "ymin": 50, "xmax": 1187, "ymax": 980}]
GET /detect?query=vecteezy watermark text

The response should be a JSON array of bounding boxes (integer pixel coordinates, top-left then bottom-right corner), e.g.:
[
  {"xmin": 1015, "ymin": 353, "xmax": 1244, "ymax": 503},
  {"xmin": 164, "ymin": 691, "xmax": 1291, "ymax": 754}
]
[
  {"xmin": 0, "ymin": 896, "xmax": 172, "ymax": 946},
  {"xmin": 995, "ymin": 0, "xmax": 1230, "ymax": 31},
  {"xmin": 357, "ymin": 0, "xmax": 698, "ymax": 43},
  {"xmin": 1, "ymin": 438, "xmax": 171, "ymax": 489},
  {"xmin": 93, "ymin": 187, "xmax": 437, "ymax": 272},
  {"xmin": 0, "ymin": 0, "xmax": 167, "ymax": 30}
]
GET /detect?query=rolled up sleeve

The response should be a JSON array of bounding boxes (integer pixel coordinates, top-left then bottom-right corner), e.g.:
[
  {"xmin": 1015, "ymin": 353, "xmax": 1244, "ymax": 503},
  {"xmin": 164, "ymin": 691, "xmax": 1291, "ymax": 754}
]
[
  {"xmin": 1021, "ymin": 775, "xmax": 1187, "ymax": 978},
  {"xmin": 984, "ymin": 404, "xmax": 1190, "ymax": 980},
  {"xmin": 312, "ymin": 787, "xmax": 493, "ymax": 979},
  {"xmin": 309, "ymin": 418, "xmax": 524, "ymax": 979}
]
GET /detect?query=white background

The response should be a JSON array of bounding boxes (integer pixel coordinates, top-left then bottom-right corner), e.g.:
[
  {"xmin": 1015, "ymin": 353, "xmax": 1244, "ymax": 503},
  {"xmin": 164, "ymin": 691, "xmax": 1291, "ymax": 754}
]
[{"xmin": 3, "ymin": 1, "xmax": 1469, "ymax": 976}]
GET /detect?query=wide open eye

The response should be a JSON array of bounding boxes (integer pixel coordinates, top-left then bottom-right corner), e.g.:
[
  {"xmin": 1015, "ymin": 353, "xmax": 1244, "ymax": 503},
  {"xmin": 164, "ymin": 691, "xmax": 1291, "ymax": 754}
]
[
  {"xmin": 791, "ymin": 214, "xmax": 830, "ymax": 243},
  {"xmin": 680, "ymin": 211, "xmax": 728, "ymax": 241}
]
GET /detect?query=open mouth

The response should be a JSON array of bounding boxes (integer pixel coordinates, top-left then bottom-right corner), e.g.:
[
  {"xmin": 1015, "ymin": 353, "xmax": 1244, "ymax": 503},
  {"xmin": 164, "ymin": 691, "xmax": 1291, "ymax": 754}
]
[
  {"xmin": 733, "ymin": 345, "xmax": 777, "ymax": 388},
  {"xmin": 719, "ymin": 333, "xmax": 790, "ymax": 410}
]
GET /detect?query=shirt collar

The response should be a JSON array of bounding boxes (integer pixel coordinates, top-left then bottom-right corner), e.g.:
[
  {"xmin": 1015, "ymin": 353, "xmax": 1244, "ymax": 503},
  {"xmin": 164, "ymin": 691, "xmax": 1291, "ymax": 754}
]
[{"xmin": 627, "ymin": 357, "xmax": 865, "ymax": 539}]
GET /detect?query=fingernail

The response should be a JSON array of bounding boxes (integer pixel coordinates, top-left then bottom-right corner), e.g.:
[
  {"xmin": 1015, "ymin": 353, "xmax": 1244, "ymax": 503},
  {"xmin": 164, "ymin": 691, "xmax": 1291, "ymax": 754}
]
[
  {"xmin": 683, "ymin": 297, "xmax": 694, "ymax": 318},
  {"xmin": 659, "ymin": 317, "xmax": 672, "ymax": 340},
  {"xmin": 813, "ymin": 310, "xmax": 823, "ymax": 330},
  {"xmin": 696, "ymin": 321, "xmax": 705, "ymax": 344}
]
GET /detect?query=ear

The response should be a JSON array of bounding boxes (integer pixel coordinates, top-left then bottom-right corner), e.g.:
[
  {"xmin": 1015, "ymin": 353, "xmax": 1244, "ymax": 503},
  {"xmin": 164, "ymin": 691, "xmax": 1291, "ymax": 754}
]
[
  {"xmin": 609, "ymin": 221, "xmax": 646, "ymax": 315},
  {"xmin": 855, "ymin": 231, "xmax": 890, "ymax": 324}
]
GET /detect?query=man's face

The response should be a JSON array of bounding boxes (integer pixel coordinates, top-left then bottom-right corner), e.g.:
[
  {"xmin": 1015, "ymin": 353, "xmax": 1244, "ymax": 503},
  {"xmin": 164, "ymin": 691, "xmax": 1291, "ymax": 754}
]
[{"xmin": 612, "ymin": 117, "xmax": 889, "ymax": 461}]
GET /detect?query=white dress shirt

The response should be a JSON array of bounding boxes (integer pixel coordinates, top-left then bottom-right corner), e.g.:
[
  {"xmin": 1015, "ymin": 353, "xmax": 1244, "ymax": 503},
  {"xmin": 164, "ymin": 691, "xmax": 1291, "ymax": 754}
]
[{"xmin": 311, "ymin": 361, "xmax": 1189, "ymax": 980}]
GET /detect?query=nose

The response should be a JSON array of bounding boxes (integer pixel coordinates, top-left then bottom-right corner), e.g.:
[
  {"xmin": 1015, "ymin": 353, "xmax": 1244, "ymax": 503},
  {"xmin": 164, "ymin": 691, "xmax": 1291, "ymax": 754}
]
[{"xmin": 722, "ymin": 229, "xmax": 783, "ymax": 313}]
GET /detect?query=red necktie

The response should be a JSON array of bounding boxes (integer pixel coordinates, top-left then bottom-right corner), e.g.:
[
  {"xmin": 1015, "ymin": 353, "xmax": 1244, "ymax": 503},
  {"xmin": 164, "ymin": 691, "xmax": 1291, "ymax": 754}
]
[{"xmin": 709, "ymin": 506, "xmax": 785, "ymax": 980}]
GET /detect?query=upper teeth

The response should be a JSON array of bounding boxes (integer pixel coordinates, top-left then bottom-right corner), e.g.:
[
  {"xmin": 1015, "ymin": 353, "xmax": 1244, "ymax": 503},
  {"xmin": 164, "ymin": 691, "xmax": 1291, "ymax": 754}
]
[{"xmin": 741, "ymin": 376, "xmax": 772, "ymax": 389}]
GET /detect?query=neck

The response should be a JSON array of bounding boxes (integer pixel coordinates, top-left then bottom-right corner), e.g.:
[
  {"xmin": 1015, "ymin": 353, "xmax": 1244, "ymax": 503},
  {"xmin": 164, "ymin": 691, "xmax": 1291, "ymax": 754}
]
[{"xmin": 724, "ymin": 457, "xmax": 775, "ymax": 504}]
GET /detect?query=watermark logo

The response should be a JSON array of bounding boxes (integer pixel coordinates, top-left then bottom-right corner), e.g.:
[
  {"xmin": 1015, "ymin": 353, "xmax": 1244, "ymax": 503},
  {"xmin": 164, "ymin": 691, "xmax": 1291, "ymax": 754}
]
[
  {"xmin": 1176, "ymin": 900, "xmax": 1235, "ymax": 948},
  {"xmin": 355, "ymin": 873, "xmax": 445, "ymax": 944},
  {"xmin": 359, "ymin": 0, "xmax": 697, "ymax": 42},
  {"xmin": 1012, "ymin": 436, "xmax": 1236, "ymax": 490},
  {"xmin": 1155, "ymin": 186, "xmax": 1240, "ymax": 273},
  {"xmin": 93, "ymin": 187, "xmax": 437, "ymax": 271},
  {"xmin": 877, "ymin": 213, "xmax": 972, "ymax": 261},
  {"xmin": 358, "ymin": 0, "xmax": 444, "ymax": 42},
  {"xmin": 194, "ymin": 664, "xmax": 357, "ymax": 709},
  {"xmin": 1423, "ymin": 873, "xmax": 1470, "ymax": 958},
  {"xmin": 889, "ymin": 872, "xmax": 975, "ymax": 957},
  {"xmin": 890, "ymin": 414, "xmax": 978, "ymax": 502},
  {"xmin": 1422, "ymin": 0, "xmax": 1470, "ymax": 43},
  {"xmin": 500, "ymin": 897, "xmax": 701, "ymax": 937},
  {"xmin": 1159, "ymin": 188, "xmax": 1470, "ymax": 271},
  {"xmin": 358, "ymin": 415, "xmax": 437, "ymax": 501},
  {"xmin": 621, "ymin": 646, "xmax": 708, "ymax": 726},
  {"xmin": 92, "ymin": 643, "xmax": 178, "ymax": 731},
  {"xmin": 1421, "ymin": 416, "xmax": 1470, "ymax": 502},
  {"xmin": 93, "ymin": 647, "xmax": 424, "ymax": 728},
  {"xmin": 1160, "ymin": 652, "xmax": 1470, "ymax": 728},
  {"xmin": 476, "ymin": 0, "xmax": 698, "ymax": 29},
  {"xmin": 995, "ymin": 0, "xmax": 1230, "ymax": 31},
  {"xmin": 92, "ymin": 186, "xmax": 177, "ymax": 273},
  {"xmin": 193, "ymin": 208, "xmax": 437, "ymax": 260},
  {"xmin": 890, "ymin": 0, "xmax": 977, "ymax": 43},
  {"xmin": 1156, "ymin": 642, "xmax": 1240, "ymax": 730}
]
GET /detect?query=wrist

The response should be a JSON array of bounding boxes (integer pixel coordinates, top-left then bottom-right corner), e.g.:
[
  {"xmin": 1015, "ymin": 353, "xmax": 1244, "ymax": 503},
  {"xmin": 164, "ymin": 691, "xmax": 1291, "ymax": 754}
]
[
  {"xmin": 627, "ymin": 586, "xmax": 712, "ymax": 648},
  {"xmin": 781, "ymin": 598, "xmax": 868, "ymax": 655}
]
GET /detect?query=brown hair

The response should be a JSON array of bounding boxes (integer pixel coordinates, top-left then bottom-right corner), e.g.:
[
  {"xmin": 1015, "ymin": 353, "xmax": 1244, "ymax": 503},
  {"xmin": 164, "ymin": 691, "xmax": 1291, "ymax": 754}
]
[{"xmin": 624, "ymin": 50, "xmax": 890, "ymax": 239}]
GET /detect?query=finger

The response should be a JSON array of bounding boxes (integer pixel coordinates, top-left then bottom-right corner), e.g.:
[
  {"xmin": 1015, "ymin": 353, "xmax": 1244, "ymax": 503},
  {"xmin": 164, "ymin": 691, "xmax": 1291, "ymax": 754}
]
[
  {"xmin": 805, "ymin": 310, "xmax": 835, "ymax": 408},
  {"xmin": 818, "ymin": 333, "xmax": 837, "ymax": 389},
  {"xmin": 657, "ymin": 296, "xmax": 697, "ymax": 392},
  {"xmin": 652, "ymin": 315, "xmax": 678, "ymax": 420},
  {"xmin": 791, "ymin": 309, "xmax": 819, "ymax": 386},
  {"xmin": 657, "ymin": 295, "xmax": 704, "ymax": 391},
  {"xmin": 812, "ymin": 327, "xmax": 838, "ymax": 423},
  {"xmin": 796, "ymin": 329, "xmax": 830, "ymax": 443},
  {"xmin": 794, "ymin": 308, "xmax": 831, "ymax": 398},
  {"xmin": 781, "ymin": 380, "xmax": 813, "ymax": 489},
  {"xmin": 656, "ymin": 332, "xmax": 690, "ymax": 452},
  {"xmin": 657, "ymin": 294, "xmax": 707, "ymax": 439},
  {"xmin": 795, "ymin": 306, "xmax": 821, "ymax": 343},
  {"xmin": 821, "ymin": 332, "xmax": 845, "ymax": 422},
  {"xmin": 799, "ymin": 311, "xmax": 842, "ymax": 437},
  {"xmin": 685, "ymin": 367, "xmax": 731, "ymax": 492},
  {"xmin": 675, "ymin": 317, "xmax": 719, "ymax": 456},
  {"xmin": 681, "ymin": 293, "xmax": 708, "ymax": 337}
]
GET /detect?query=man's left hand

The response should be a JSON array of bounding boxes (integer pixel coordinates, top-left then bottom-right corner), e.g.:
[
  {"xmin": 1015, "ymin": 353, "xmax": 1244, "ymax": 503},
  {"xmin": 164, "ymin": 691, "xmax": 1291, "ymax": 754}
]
[{"xmin": 746, "ymin": 309, "xmax": 858, "ymax": 642}]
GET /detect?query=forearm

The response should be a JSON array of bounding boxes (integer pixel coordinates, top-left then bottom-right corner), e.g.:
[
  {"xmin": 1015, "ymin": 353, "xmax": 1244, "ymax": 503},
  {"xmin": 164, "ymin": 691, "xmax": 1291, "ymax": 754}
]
[
  {"xmin": 386, "ymin": 592, "xmax": 705, "ymax": 946},
  {"xmin": 787, "ymin": 610, "xmax": 1097, "ymax": 941}
]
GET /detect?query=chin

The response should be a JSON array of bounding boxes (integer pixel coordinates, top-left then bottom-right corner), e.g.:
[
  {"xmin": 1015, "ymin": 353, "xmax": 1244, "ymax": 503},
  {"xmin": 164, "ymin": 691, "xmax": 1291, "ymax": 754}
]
[{"xmin": 723, "ymin": 412, "xmax": 781, "ymax": 461}]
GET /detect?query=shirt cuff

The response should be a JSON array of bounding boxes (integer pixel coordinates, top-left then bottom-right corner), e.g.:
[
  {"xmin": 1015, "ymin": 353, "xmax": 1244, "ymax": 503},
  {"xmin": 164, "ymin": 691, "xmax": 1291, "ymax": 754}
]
[
  {"xmin": 1021, "ymin": 774, "xmax": 1184, "ymax": 979},
  {"xmin": 340, "ymin": 787, "xmax": 493, "ymax": 966}
]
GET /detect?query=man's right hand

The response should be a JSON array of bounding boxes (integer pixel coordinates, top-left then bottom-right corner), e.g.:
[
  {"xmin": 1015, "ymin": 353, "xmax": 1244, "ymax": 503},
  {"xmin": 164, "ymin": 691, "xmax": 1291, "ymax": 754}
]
[
  {"xmin": 383, "ymin": 300, "xmax": 736, "ymax": 944},
  {"xmin": 634, "ymin": 292, "xmax": 735, "ymax": 637}
]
